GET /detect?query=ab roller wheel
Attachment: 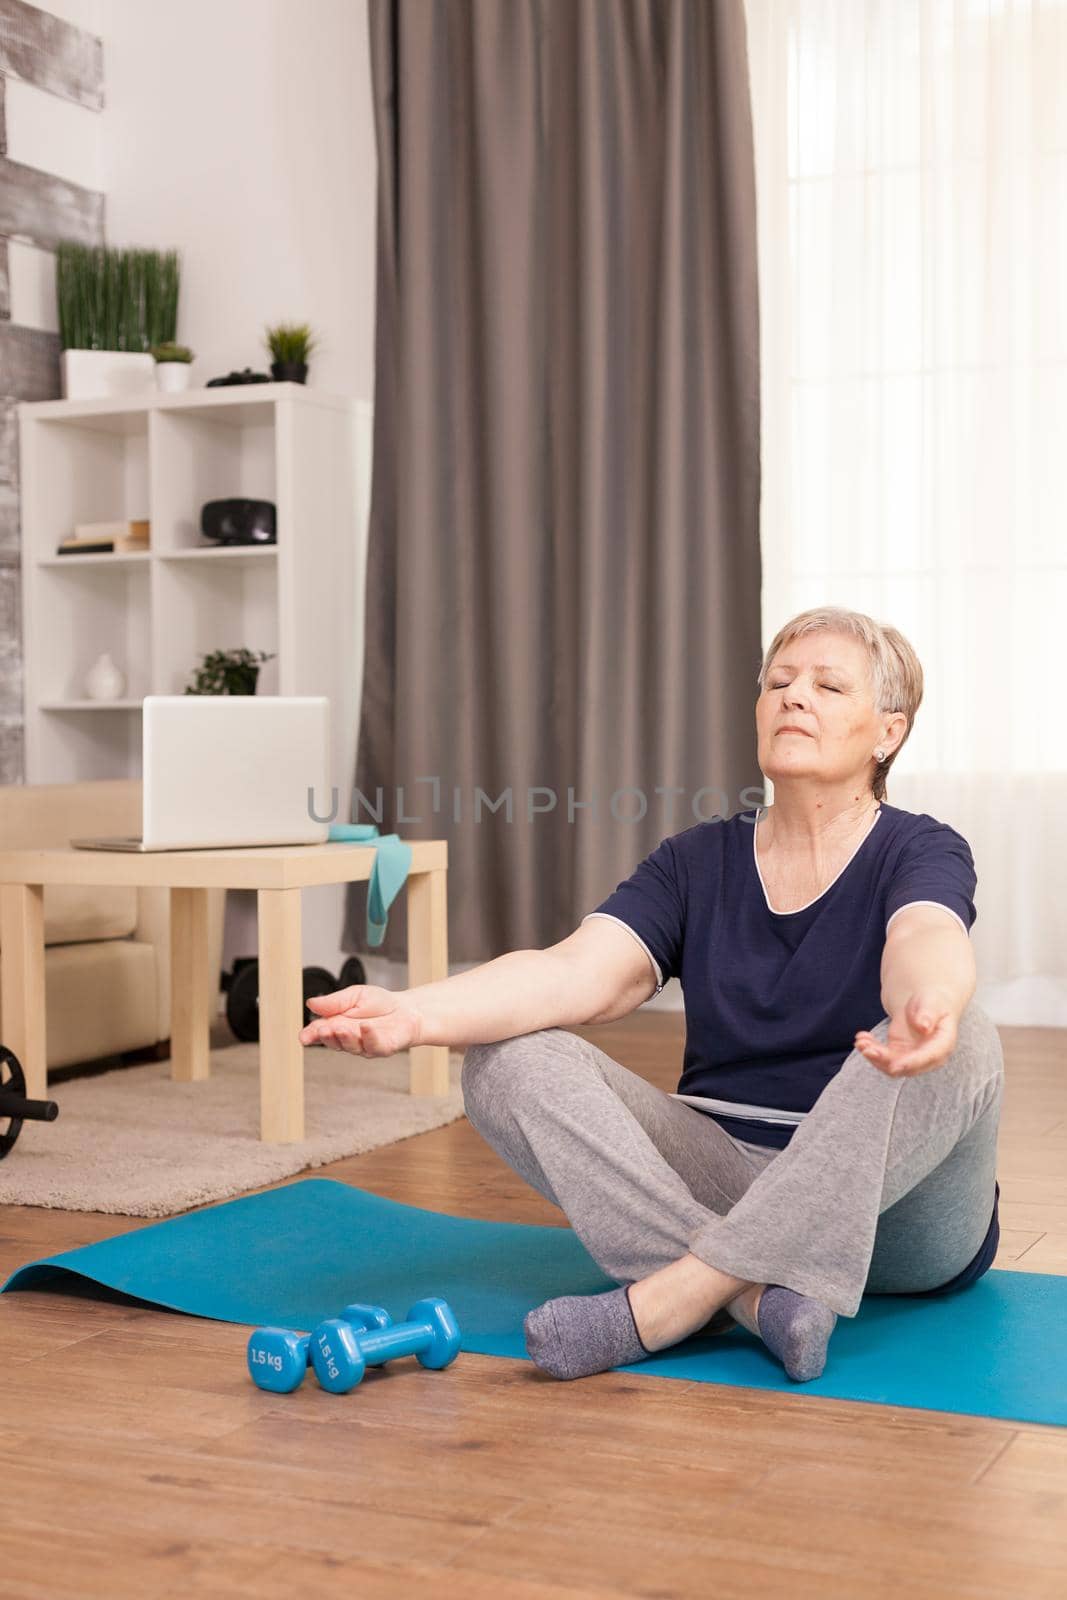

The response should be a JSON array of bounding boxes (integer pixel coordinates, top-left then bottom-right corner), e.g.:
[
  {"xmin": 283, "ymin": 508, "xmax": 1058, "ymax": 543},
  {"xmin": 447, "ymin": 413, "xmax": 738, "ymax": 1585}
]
[
  {"xmin": 224, "ymin": 954, "xmax": 368, "ymax": 1043},
  {"xmin": 0, "ymin": 1046, "xmax": 59, "ymax": 1160}
]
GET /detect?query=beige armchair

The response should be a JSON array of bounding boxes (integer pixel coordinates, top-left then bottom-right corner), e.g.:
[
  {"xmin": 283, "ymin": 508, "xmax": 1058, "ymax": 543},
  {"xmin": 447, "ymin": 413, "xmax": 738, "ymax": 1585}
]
[{"xmin": 0, "ymin": 779, "xmax": 225, "ymax": 1070}]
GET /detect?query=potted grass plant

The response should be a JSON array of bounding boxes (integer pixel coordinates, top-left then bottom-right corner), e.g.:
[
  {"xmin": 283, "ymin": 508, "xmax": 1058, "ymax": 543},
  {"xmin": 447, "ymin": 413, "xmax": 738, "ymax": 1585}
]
[
  {"xmin": 56, "ymin": 243, "xmax": 181, "ymax": 399},
  {"xmin": 265, "ymin": 321, "xmax": 318, "ymax": 384}
]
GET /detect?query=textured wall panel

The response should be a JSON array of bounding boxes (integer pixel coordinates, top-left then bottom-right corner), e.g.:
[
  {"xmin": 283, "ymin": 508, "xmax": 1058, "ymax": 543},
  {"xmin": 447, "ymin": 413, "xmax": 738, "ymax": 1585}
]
[
  {"xmin": 0, "ymin": 488, "xmax": 16, "ymax": 553},
  {"xmin": 0, "ymin": 558, "xmax": 22, "ymax": 742},
  {"xmin": 0, "ymin": 0, "xmax": 103, "ymax": 111},
  {"xmin": 0, "ymin": 320, "xmax": 59, "ymax": 401},
  {"xmin": 0, "ymin": 0, "xmax": 104, "ymax": 786},
  {"xmin": 0, "ymin": 151, "xmax": 103, "ymax": 251},
  {"xmin": 0, "ymin": 397, "xmax": 18, "ymax": 486},
  {"xmin": 0, "ymin": 717, "xmax": 23, "ymax": 783}
]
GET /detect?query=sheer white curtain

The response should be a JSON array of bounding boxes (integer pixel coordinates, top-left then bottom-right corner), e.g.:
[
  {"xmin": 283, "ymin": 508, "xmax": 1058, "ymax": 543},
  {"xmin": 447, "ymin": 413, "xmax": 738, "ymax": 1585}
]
[{"xmin": 744, "ymin": 0, "xmax": 1067, "ymax": 1026}]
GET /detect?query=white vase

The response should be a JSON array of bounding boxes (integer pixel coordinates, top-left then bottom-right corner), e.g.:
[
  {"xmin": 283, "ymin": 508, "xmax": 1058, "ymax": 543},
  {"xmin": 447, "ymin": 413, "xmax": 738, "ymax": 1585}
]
[
  {"xmin": 61, "ymin": 350, "xmax": 156, "ymax": 400},
  {"xmin": 156, "ymin": 362, "xmax": 192, "ymax": 393},
  {"xmin": 85, "ymin": 652, "xmax": 126, "ymax": 701}
]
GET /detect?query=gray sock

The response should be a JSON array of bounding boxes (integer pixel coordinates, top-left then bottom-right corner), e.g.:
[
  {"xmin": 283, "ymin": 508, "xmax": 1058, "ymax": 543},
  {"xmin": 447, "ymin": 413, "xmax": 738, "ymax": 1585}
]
[
  {"xmin": 523, "ymin": 1285, "xmax": 649, "ymax": 1380},
  {"xmin": 756, "ymin": 1284, "xmax": 838, "ymax": 1381}
]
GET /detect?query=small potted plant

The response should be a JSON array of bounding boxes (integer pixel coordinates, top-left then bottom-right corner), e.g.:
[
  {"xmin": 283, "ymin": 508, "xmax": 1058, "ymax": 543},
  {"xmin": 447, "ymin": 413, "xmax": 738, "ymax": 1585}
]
[
  {"xmin": 151, "ymin": 341, "xmax": 195, "ymax": 393},
  {"xmin": 184, "ymin": 647, "xmax": 276, "ymax": 696},
  {"xmin": 265, "ymin": 321, "xmax": 318, "ymax": 384}
]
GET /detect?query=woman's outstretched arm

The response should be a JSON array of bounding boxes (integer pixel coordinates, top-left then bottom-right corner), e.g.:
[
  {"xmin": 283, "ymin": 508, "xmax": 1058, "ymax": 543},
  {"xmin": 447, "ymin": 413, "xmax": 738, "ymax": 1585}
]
[
  {"xmin": 879, "ymin": 903, "xmax": 977, "ymax": 1022},
  {"xmin": 299, "ymin": 918, "xmax": 659, "ymax": 1054},
  {"xmin": 855, "ymin": 903, "xmax": 978, "ymax": 1077},
  {"xmin": 408, "ymin": 917, "xmax": 660, "ymax": 1045}
]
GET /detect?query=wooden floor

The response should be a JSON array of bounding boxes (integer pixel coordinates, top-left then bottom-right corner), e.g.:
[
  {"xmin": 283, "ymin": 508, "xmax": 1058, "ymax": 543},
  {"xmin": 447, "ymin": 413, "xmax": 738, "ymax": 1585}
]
[{"xmin": 1, "ymin": 1013, "xmax": 1065, "ymax": 1599}]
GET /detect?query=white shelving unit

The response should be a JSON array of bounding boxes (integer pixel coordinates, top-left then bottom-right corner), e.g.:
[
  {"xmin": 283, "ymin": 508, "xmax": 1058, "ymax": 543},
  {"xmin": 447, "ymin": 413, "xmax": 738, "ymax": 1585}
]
[
  {"xmin": 16, "ymin": 383, "xmax": 374, "ymax": 980},
  {"xmin": 17, "ymin": 383, "xmax": 372, "ymax": 804}
]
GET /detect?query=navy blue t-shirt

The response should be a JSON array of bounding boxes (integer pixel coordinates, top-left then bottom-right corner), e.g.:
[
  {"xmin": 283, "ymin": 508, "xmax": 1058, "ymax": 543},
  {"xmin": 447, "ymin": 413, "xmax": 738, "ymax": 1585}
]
[{"xmin": 583, "ymin": 802, "xmax": 999, "ymax": 1296}]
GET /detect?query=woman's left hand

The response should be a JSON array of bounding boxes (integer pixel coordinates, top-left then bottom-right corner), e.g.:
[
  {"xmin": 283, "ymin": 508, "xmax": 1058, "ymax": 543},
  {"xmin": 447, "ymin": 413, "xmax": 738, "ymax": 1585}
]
[{"xmin": 854, "ymin": 989, "xmax": 959, "ymax": 1078}]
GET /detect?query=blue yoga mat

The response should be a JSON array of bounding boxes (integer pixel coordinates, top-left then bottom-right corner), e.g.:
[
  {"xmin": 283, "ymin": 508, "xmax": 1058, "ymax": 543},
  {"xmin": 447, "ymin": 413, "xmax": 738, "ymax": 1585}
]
[{"xmin": 3, "ymin": 1178, "xmax": 1063, "ymax": 1427}]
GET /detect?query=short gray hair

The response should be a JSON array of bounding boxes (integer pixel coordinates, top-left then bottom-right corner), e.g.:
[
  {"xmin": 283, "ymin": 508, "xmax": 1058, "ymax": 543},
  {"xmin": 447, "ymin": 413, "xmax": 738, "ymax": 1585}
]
[{"xmin": 757, "ymin": 606, "xmax": 924, "ymax": 801}]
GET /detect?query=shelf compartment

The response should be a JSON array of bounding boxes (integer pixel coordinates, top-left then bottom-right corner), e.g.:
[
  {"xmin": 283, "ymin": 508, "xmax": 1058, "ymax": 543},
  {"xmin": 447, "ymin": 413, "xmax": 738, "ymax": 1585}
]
[
  {"xmin": 32, "ymin": 561, "xmax": 152, "ymax": 706},
  {"xmin": 154, "ymin": 552, "xmax": 279, "ymax": 696},
  {"xmin": 151, "ymin": 408, "xmax": 277, "ymax": 554},
  {"xmin": 27, "ymin": 417, "xmax": 149, "ymax": 564},
  {"xmin": 31, "ymin": 698, "xmax": 144, "ymax": 782}
]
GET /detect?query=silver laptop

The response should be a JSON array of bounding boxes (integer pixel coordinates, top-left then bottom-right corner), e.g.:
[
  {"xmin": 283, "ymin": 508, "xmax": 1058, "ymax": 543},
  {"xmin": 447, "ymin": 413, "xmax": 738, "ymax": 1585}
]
[{"xmin": 73, "ymin": 695, "xmax": 332, "ymax": 851}]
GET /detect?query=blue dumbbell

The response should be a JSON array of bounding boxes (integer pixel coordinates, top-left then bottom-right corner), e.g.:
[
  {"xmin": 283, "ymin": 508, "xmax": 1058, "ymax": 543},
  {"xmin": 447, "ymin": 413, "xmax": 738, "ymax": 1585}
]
[
  {"xmin": 311, "ymin": 1297, "xmax": 461, "ymax": 1394},
  {"xmin": 246, "ymin": 1303, "xmax": 392, "ymax": 1393}
]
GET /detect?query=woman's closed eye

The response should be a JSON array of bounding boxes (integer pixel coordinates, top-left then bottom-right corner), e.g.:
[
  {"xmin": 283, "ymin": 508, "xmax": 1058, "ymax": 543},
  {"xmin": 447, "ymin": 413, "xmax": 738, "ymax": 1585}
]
[{"xmin": 770, "ymin": 682, "xmax": 841, "ymax": 693}]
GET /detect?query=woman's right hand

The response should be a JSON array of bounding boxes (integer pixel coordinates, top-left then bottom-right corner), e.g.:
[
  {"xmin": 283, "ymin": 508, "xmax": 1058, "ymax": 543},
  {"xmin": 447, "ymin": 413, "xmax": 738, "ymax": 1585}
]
[{"xmin": 298, "ymin": 984, "xmax": 425, "ymax": 1057}]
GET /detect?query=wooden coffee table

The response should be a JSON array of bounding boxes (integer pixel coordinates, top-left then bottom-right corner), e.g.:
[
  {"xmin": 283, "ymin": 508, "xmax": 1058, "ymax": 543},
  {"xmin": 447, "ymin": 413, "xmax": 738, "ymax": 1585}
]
[{"xmin": 0, "ymin": 839, "xmax": 448, "ymax": 1143}]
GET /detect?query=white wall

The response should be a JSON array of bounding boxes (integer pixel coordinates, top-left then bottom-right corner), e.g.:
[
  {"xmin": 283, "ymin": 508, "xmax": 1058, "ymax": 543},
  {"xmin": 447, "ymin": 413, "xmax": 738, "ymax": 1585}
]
[
  {"xmin": 8, "ymin": 0, "xmax": 380, "ymax": 991},
  {"xmin": 7, "ymin": 0, "xmax": 377, "ymax": 398},
  {"xmin": 97, "ymin": 0, "xmax": 377, "ymax": 400}
]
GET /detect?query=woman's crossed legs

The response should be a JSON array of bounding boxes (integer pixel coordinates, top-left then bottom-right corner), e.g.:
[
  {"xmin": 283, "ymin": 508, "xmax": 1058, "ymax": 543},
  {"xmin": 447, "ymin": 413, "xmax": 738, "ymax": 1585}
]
[{"xmin": 460, "ymin": 1002, "xmax": 1004, "ymax": 1379}]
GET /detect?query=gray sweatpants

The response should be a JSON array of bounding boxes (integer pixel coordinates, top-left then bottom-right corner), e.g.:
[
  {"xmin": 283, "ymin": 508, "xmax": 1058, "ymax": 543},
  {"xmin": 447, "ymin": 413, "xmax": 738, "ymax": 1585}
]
[{"xmin": 460, "ymin": 999, "xmax": 1005, "ymax": 1318}]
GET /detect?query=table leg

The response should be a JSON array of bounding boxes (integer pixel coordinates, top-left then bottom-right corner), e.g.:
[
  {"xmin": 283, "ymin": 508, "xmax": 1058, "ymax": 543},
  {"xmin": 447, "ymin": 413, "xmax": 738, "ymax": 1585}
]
[
  {"xmin": 406, "ymin": 866, "xmax": 450, "ymax": 1095},
  {"xmin": 0, "ymin": 884, "xmax": 47, "ymax": 1098},
  {"xmin": 257, "ymin": 887, "xmax": 305, "ymax": 1142},
  {"xmin": 169, "ymin": 888, "xmax": 212, "ymax": 1082}
]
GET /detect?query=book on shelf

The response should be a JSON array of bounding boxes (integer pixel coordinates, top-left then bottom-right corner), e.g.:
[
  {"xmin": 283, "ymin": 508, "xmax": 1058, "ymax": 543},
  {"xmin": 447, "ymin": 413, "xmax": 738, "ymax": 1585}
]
[{"xmin": 58, "ymin": 519, "xmax": 151, "ymax": 556}]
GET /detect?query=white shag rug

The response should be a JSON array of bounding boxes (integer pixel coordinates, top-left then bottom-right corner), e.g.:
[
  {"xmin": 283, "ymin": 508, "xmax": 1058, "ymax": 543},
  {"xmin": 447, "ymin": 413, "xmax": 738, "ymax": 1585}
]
[{"xmin": 0, "ymin": 1043, "xmax": 467, "ymax": 1217}]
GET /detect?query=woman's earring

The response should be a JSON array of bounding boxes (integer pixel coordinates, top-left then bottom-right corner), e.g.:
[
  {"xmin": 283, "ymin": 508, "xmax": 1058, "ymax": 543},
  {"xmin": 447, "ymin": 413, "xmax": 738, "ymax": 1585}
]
[{"xmin": 874, "ymin": 748, "xmax": 886, "ymax": 762}]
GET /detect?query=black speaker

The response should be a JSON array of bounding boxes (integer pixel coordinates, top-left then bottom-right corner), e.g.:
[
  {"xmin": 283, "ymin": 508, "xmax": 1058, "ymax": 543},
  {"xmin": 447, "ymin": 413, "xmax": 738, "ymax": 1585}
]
[{"xmin": 201, "ymin": 498, "xmax": 277, "ymax": 546}]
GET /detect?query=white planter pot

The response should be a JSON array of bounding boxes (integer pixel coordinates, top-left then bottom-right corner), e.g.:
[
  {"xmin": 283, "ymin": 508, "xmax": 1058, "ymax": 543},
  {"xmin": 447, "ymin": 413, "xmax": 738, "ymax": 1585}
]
[
  {"xmin": 61, "ymin": 350, "xmax": 156, "ymax": 400},
  {"xmin": 155, "ymin": 362, "xmax": 192, "ymax": 393}
]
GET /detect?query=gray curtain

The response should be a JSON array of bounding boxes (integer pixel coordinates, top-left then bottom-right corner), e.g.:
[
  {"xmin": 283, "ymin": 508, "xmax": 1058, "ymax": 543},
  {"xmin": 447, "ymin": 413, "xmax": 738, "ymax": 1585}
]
[{"xmin": 342, "ymin": 0, "xmax": 762, "ymax": 969}]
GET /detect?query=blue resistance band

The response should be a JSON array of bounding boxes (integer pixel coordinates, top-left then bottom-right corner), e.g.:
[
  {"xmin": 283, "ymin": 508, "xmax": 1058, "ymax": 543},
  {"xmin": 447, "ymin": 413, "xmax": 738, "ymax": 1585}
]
[{"xmin": 327, "ymin": 824, "xmax": 412, "ymax": 948}]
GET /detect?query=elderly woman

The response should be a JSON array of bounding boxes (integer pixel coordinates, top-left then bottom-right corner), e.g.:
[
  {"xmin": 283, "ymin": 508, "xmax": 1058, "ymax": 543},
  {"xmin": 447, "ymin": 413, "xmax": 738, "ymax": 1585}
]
[{"xmin": 300, "ymin": 606, "xmax": 1004, "ymax": 1384}]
